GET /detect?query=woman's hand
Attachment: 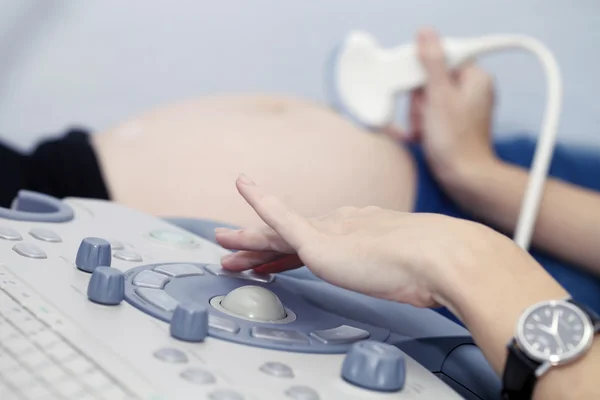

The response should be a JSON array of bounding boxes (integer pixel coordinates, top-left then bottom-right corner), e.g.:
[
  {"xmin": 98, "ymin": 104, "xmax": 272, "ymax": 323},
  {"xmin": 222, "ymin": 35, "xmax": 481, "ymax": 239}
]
[
  {"xmin": 386, "ymin": 28, "xmax": 497, "ymax": 185},
  {"xmin": 215, "ymin": 174, "xmax": 488, "ymax": 308}
]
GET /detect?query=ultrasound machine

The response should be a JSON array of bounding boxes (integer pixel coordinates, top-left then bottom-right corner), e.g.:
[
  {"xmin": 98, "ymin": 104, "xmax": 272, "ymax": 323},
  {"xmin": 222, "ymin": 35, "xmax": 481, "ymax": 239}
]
[{"xmin": 0, "ymin": 30, "xmax": 563, "ymax": 400}]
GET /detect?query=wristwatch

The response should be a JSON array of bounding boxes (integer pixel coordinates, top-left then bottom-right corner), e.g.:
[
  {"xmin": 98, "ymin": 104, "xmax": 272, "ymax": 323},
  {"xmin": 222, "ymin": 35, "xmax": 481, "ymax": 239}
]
[{"xmin": 502, "ymin": 298, "xmax": 600, "ymax": 399}]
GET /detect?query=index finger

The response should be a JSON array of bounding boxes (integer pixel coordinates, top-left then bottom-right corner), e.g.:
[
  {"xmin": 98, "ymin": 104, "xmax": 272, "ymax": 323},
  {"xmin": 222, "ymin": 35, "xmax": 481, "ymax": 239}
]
[{"xmin": 235, "ymin": 174, "xmax": 320, "ymax": 250}]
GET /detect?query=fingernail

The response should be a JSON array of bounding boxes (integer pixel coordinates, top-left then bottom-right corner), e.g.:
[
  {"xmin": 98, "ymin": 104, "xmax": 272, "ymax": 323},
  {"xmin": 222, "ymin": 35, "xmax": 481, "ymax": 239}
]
[
  {"xmin": 214, "ymin": 227, "xmax": 231, "ymax": 234},
  {"xmin": 238, "ymin": 173, "xmax": 256, "ymax": 186},
  {"xmin": 221, "ymin": 253, "xmax": 234, "ymax": 262}
]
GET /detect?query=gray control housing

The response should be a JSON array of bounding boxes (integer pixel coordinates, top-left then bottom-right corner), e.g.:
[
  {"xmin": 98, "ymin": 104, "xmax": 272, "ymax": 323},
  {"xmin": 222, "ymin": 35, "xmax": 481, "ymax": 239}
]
[{"xmin": 0, "ymin": 193, "xmax": 501, "ymax": 399}]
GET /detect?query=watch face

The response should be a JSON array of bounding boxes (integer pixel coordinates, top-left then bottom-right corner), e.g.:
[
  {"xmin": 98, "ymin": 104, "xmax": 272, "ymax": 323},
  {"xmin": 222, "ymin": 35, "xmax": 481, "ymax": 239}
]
[{"xmin": 516, "ymin": 300, "xmax": 594, "ymax": 364}]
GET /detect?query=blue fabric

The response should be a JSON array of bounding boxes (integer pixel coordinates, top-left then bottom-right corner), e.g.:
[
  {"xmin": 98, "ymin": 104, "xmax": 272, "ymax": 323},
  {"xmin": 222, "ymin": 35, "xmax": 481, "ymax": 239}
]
[{"xmin": 408, "ymin": 136, "xmax": 600, "ymax": 322}]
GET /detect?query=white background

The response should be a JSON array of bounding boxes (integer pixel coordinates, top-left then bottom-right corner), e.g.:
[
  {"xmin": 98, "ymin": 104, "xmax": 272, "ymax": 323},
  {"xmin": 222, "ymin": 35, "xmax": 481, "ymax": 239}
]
[{"xmin": 0, "ymin": 0, "xmax": 598, "ymax": 150}]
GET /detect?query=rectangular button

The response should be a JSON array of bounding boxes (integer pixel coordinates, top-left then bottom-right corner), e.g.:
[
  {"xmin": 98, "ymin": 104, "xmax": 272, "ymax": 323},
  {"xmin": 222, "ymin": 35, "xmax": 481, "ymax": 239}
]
[
  {"xmin": 208, "ymin": 315, "xmax": 240, "ymax": 333},
  {"xmin": 309, "ymin": 325, "xmax": 370, "ymax": 344},
  {"xmin": 132, "ymin": 270, "xmax": 170, "ymax": 289},
  {"xmin": 204, "ymin": 264, "xmax": 274, "ymax": 283},
  {"xmin": 251, "ymin": 327, "xmax": 309, "ymax": 344},
  {"xmin": 154, "ymin": 263, "xmax": 204, "ymax": 277},
  {"xmin": 37, "ymin": 364, "xmax": 69, "ymax": 384},
  {"xmin": 135, "ymin": 288, "xmax": 178, "ymax": 312}
]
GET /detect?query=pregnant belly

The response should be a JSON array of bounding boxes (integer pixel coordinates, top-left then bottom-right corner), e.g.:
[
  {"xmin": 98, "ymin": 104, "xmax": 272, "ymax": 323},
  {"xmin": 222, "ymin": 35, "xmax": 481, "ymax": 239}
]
[{"xmin": 93, "ymin": 94, "xmax": 417, "ymax": 227}]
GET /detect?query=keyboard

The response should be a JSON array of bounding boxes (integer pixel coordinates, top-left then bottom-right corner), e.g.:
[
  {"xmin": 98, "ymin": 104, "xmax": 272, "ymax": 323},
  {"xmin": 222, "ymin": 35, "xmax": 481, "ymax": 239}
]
[{"xmin": 0, "ymin": 266, "xmax": 139, "ymax": 400}]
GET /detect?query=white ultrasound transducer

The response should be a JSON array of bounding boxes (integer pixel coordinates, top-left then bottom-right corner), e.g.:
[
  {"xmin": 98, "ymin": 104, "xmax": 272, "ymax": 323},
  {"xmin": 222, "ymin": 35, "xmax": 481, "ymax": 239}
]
[{"xmin": 330, "ymin": 31, "xmax": 563, "ymax": 250}]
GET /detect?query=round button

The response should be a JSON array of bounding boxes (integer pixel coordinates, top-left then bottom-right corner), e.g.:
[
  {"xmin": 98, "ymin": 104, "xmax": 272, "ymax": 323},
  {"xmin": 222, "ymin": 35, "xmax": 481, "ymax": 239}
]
[
  {"xmin": 285, "ymin": 386, "xmax": 320, "ymax": 400},
  {"xmin": 259, "ymin": 362, "xmax": 294, "ymax": 378},
  {"xmin": 76, "ymin": 237, "xmax": 111, "ymax": 273},
  {"xmin": 154, "ymin": 348, "xmax": 188, "ymax": 363},
  {"xmin": 149, "ymin": 230, "xmax": 196, "ymax": 246},
  {"xmin": 341, "ymin": 340, "xmax": 406, "ymax": 392},
  {"xmin": 170, "ymin": 303, "xmax": 209, "ymax": 342},
  {"xmin": 180, "ymin": 368, "xmax": 215, "ymax": 385},
  {"xmin": 87, "ymin": 267, "xmax": 125, "ymax": 306},
  {"xmin": 220, "ymin": 286, "xmax": 286, "ymax": 322}
]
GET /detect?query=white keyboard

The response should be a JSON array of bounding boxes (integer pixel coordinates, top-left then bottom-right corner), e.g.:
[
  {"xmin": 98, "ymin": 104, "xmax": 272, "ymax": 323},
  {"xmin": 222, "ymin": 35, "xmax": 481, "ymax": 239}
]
[{"xmin": 0, "ymin": 267, "xmax": 140, "ymax": 400}]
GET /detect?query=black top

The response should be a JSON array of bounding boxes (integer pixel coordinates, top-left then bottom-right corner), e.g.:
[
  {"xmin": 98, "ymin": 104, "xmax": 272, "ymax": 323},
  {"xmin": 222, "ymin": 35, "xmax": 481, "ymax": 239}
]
[{"xmin": 0, "ymin": 128, "xmax": 111, "ymax": 207}]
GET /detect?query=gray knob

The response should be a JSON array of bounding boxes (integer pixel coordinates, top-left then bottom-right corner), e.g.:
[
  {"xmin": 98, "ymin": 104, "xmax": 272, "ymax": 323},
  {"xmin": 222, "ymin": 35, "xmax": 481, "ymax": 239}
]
[
  {"xmin": 87, "ymin": 267, "xmax": 125, "ymax": 305},
  {"xmin": 341, "ymin": 341, "xmax": 406, "ymax": 392},
  {"xmin": 170, "ymin": 303, "xmax": 209, "ymax": 342},
  {"xmin": 76, "ymin": 237, "xmax": 111, "ymax": 272}
]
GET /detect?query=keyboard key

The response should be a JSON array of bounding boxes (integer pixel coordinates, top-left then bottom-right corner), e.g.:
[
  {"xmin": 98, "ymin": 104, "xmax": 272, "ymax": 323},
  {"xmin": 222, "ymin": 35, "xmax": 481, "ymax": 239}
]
[
  {"xmin": 20, "ymin": 350, "xmax": 51, "ymax": 369},
  {"xmin": 21, "ymin": 382, "xmax": 55, "ymax": 400},
  {"xmin": 80, "ymin": 369, "xmax": 111, "ymax": 389},
  {"xmin": 54, "ymin": 379, "xmax": 85, "ymax": 397},
  {"xmin": 63, "ymin": 356, "xmax": 95, "ymax": 375},
  {"xmin": 37, "ymin": 365, "xmax": 69, "ymax": 384},
  {"xmin": 46, "ymin": 342, "xmax": 76, "ymax": 362},
  {"xmin": 30, "ymin": 330, "xmax": 59, "ymax": 348}
]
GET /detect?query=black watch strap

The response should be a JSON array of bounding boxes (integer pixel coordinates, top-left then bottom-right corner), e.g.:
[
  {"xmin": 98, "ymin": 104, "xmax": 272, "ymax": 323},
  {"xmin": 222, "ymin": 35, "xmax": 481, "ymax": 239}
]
[
  {"xmin": 502, "ymin": 299, "xmax": 599, "ymax": 399},
  {"xmin": 501, "ymin": 339, "xmax": 540, "ymax": 400}
]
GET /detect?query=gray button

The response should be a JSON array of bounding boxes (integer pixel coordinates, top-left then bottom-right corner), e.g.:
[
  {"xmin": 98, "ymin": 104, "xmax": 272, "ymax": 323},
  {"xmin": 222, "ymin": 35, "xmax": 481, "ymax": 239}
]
[
  {"xmin": 113, "ymin": 250, "xmax": 142, "ymax": 262},
  {"xmin": 29, "ymin": 228, "xmax": 62, "ymax": 243},
  {"xmin": 208, "ymin": 315, "xmax": 240, "ymax": 334},
  {"xmin": 251, "ymin": 327, "xmax": 309, "ymax": 344},
  {"xmin": 341, "ymin": 340, "xmax": 406, "ymax": 392},
  {"xmin": 180, "ymin": 368, "xmax": 216, "ymax": 385},
  {"xmin": 170, "ymin": 304, "xmax": 208, "ymax": 342},
  {"xmin": 154, "ymin": 348, "xmax": 188, "ymax": 363},
  {"xmin": 150, "ymin": 230, "xmax": 197, "ymax": 246},
  {"xmin": 0, "ymin": 227, "xmax": 22, "ymax": 241},
  {"xmin": 285, "ymin": 386, "xmax": 320, "ymax": 400},
  {"xmin": 133, "ymin": 270, "xmax": 170, "ymax": 289},
  {"xmin": 207, "ymin": 389, "xmax": 245, "ymax": 400},
  {"xmin": 204, "ymin": 264, "xmax": 274, "ymax": 283},
  {"xmin": 12, "ymin": 243, "xmax": 47, "ymax": 259},
  {"xmin": 135, "ymin": 288, "xmax": 178, "ymax": 312},
  {"xmin": 309, "ymin": 325, "xmax": 370, "ymax": 344},
  {"xmin": 109, "ymin": 240, "xmax": 125, "ymax": 250},
  {"xmin": 154, "ymin": 263, "xmax": 204, "ymax": 277},
  {"xmin": 76, "ymin": 237, "xmax": 111, "ymax": 272},
  {"xmin": 87, "ymin": 267, "xmax": 125, "ymax": 306},
  {"xmin": 259, "ymin": 362, "xmax": 294, "ymax": 378}
]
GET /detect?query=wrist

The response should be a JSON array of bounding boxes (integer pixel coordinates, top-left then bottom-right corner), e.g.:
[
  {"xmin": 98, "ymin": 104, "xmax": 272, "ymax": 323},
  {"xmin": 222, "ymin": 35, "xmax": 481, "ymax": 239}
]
[
  {"xmin": 425, "ymin": 220, "xmax": 569, "ymax": 374},
  {"xmin": 425, "ymin": 221, "xmax": 512, "ymax": 312},
  {"xmin": 434, "ymin": 156, "xmax": 511, "ymax": 212},
  {"xmin": 435, "ymin": 154, "xmax": 501, "ymax": 194}
]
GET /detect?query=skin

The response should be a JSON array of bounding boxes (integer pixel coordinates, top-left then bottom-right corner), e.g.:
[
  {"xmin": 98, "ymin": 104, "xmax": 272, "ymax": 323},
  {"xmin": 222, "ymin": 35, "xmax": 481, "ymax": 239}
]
[
  {"xmin": 212, "ymin": 29, "xmax": 600, "ymax": 399},
  {"xmin": 92, "ymin": 27, "xmax": 600, "ymax": 277},
  {"xmin": 216, "ymin": 174, "xmax": 599, "ymax": 400},
  {"xmin": 392, "ymin": 31, "xmax": 600, "ymax": 277},
  {"xmin": 91, "ymin": 95, "xmax": 417, "ymax": 228}
]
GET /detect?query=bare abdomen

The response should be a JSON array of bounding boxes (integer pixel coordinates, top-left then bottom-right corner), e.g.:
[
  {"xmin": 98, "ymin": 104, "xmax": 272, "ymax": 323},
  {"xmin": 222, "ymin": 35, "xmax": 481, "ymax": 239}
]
[{"xmin": 93, "ymin": 94, "xmax": 417, "ymax": 227}]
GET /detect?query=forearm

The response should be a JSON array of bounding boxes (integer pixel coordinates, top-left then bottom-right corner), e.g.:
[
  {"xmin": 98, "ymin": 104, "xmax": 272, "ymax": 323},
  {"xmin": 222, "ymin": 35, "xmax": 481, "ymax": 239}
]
[
  {"xmin": 433, "ymin": 226, "xmax": 599, "ymax": 399},
  {"xmin": 442, "ymin": 159, "xmax": 600, "ymax": 275}
]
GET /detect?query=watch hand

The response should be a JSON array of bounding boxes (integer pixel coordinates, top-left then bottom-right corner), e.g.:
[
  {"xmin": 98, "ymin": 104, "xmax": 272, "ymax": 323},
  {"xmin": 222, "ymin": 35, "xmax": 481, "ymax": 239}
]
[
  {"xmin": 558, "ymin": 318, "xmax": 570, "ymax": 329},
  {"xmin": 551, "ymin": 311, "xmax": 559, "ymax": 334},
  {"xmin": 537, "ymin": 324, "xmax": 554, "ymax": 334},
  {"xmin": 554, "ymin": 335, "xmax": 566, "ymax": 353}
]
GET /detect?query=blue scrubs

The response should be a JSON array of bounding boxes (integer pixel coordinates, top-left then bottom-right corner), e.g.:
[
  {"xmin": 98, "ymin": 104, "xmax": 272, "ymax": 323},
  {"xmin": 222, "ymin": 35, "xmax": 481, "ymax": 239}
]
[{"xmin": 408, "ymin": 136, "xmax": 600, "ymax": 322}]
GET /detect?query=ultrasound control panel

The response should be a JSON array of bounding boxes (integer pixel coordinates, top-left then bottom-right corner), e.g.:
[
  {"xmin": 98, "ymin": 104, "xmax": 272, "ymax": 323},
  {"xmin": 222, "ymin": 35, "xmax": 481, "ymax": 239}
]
[{"xmin": 0, "ymin": 191, "xmax": 501, "ymax": 400}]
